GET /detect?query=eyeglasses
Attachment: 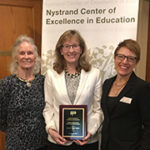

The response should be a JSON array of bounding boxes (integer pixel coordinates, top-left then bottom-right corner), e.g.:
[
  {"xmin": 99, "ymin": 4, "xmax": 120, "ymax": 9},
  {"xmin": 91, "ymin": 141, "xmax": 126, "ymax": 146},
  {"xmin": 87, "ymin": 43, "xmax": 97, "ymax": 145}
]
[
  {"xmin": 62, "ymin": 44, "xmax": 80, "ymax": 51},
  {"xmin": 115, "ymin": 54, "xmax": 137, "ymax": 63}
]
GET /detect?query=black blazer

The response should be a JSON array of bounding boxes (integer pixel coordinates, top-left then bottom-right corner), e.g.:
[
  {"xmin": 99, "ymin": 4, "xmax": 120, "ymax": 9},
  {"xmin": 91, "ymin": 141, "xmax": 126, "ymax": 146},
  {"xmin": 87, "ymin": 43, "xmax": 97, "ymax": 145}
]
[{"xmin": 101, "ymin": 72, "xmax": 150, "ymax": 150}]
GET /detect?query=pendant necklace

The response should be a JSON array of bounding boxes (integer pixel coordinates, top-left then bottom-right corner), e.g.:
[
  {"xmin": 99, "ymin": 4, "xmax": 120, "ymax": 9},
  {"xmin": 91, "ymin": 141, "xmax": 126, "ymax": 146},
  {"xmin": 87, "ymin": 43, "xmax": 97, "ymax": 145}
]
[
  {"xmin": 111, "ymin": 81, "xmax": 127, "ymax": 96},
  {"xmin": 17, "ymin": 76, "xmax": 35, "ymax": 87}
]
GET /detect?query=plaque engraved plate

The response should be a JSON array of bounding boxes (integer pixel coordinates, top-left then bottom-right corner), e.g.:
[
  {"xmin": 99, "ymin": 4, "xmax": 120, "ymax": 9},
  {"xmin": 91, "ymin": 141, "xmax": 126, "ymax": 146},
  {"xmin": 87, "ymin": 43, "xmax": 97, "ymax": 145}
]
[{"xmin": 59, "ymin": 105, "xmax": 87, "ymax": 140}]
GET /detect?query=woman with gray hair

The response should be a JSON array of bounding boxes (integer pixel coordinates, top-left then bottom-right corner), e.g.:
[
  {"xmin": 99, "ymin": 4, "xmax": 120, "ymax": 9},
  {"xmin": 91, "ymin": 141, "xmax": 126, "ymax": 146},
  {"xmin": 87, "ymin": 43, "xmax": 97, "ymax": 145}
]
[{"xmin": 0, "ymin": 35, "xmax": 48, "ymax": 150}]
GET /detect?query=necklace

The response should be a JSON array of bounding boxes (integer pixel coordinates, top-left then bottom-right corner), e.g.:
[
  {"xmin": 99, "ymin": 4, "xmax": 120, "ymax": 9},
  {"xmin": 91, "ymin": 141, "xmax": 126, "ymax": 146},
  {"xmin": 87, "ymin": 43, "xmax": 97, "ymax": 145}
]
[
  {"xmin": 65, "ymin": 70, "xmax": 80, "ymax": 79},
  {"xmin": 17, "ymin": 76, "xmax": 35, "ymax": 87},
  {"xmin": 110, "ymin": 81, "xmax": 127, "ymax": 96}
]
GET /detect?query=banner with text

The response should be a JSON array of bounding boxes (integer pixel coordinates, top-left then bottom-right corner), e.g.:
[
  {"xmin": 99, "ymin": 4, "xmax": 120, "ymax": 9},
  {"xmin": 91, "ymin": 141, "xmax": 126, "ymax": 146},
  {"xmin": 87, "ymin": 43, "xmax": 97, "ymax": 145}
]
[{"xmin": 42, "ymin": 0, "xmax": 139, "ymax": 81}]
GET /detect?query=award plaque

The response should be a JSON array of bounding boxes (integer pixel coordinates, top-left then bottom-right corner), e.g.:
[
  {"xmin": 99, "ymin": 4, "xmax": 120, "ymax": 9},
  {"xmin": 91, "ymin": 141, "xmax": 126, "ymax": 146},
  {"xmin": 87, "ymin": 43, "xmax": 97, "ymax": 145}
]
[{"xmin": 59, "ymin": 105, "xmax": 87, "ymax": 140}]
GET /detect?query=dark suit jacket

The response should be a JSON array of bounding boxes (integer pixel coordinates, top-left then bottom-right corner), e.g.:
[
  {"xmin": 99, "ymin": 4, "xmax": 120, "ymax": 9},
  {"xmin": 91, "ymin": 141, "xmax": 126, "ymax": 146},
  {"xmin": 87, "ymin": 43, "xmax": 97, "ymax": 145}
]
[{"xmin": 101, "ymin": 72, "xmax": 150, "ymax": 150}]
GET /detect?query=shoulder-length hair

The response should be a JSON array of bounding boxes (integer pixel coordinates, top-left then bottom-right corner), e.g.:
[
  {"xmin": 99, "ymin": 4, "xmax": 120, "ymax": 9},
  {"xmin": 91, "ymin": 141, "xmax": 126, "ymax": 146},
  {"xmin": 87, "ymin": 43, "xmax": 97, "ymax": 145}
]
[
  {"xmin": 53, "ymin": 30, "xmax": 91, "ymax": 74},
  {"xmin": 10, "ymin": 35, "xmax": 41, "ymax": 75}
]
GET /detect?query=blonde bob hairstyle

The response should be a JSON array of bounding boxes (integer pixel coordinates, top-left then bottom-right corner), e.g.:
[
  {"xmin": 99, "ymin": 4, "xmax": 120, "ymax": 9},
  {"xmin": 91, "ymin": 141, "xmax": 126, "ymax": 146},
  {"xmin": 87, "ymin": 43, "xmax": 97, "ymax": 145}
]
[
  {"xmin": 10, "ymin": 35, "xmax": 41, "ymax": 75},
  {"xmin": 53, "ymin": 30, "xmax": 91, "ymax": 74}
]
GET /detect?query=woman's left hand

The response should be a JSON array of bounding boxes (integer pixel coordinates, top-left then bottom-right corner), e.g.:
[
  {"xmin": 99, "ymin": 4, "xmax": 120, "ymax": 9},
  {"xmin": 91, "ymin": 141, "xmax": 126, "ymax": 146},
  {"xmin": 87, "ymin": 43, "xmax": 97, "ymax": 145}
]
[{"xmin": 73, "ymin": 132, "xmax": 91, "ymax": 145}]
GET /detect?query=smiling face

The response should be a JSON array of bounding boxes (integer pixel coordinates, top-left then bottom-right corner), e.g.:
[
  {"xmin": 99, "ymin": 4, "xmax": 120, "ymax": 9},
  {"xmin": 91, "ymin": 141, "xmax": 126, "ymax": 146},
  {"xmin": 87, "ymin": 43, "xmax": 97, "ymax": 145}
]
[
  {"xmin": 16, "ymin": 41, "xmax": 36, "ymax": 71},
  {"xmin": 114, "ymin": 47, "xmax": 138, "ymax": 78},
  {"xmin": 60, "ymin": 38, "xmax": 82, "ymax": 67}
]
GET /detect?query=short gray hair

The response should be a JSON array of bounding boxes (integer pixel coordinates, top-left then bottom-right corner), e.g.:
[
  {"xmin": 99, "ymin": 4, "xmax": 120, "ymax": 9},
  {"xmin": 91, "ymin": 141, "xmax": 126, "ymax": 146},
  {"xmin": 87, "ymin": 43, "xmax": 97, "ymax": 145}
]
[{"xmin": 10, "ymin": 35, "xmax": 41, "ymax": 75}]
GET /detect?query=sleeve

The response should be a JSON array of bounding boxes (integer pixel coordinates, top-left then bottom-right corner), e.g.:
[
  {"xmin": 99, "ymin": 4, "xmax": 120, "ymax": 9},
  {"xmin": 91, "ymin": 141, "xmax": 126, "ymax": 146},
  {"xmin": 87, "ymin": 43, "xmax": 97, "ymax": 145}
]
[
  {"xmin": 0, "ymin": 78, "xmax": 9, "ymax": 132},
  {"xmin": 43, "ymin": 70, "xmax": 56, "ymax": 133},
  {"xmin": 137, "ymin": 82, "xmax": 150, "ymax": 150},
  {"xmin": 88, "ymin": 69, "xmax": 104, "ymax": 135}
]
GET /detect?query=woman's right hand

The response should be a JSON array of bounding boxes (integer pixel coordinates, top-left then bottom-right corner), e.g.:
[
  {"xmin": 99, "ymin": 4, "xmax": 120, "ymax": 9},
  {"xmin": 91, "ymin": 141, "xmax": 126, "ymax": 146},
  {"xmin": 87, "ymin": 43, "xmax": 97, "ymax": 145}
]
[{"xmin": 48, "ymin": 128, "xmax": 67, "ymax": 145}]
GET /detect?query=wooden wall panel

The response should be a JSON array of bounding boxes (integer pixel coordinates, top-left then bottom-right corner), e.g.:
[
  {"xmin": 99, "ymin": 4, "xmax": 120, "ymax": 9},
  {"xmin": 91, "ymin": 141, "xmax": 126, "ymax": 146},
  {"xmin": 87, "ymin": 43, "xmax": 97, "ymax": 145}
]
[
  {"xmin": 0, "ymin": 5, "xmax": 34, "ymax": 49},
  {"xmin": 0, "ymin": 132, "xmax": 5, "ymax": 150},
  {"xmin": 0, "ymin": 0, "xmax": 42, "ymax": 78},
  {"xmin": 146, "ymin": 1, "xmax": 150, "ymax": 82},
  {"xmin": 0, "ymin": 56, "xmax": 12, "ymax": 79}
]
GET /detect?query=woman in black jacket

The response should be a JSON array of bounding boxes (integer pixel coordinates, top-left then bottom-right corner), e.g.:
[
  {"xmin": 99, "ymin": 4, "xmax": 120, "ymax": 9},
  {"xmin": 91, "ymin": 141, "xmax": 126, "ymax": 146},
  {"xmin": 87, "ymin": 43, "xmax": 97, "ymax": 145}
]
[{"xmin": 101, "ymin": 39, "xmax": 150, "ymax": 150}]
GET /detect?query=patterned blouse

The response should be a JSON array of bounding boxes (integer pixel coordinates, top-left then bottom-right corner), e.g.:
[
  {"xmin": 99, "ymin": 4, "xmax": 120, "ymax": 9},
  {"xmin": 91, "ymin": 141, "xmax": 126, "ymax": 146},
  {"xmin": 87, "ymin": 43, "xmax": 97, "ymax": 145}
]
[
  {"xmin": 0, "ymin": 74, "xmax": 48, "ymax": 150},
  {"xmin": 65, "ymin": 72, "xmax": 80, "ymax": 104}
]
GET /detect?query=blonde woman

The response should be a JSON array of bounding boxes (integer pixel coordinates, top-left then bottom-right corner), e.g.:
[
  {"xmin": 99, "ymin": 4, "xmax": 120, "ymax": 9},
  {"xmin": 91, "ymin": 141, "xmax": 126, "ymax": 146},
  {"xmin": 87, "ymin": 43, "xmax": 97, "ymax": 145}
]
[{"xmin": 43, "ymin": 30, "xmax": 103, "ymax": 150}]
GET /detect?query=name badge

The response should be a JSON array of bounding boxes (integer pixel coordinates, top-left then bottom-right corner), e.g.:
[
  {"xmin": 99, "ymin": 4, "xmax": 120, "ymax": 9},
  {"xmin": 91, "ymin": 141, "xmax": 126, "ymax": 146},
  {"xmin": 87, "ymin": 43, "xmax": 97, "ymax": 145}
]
[{"xmin": 120, "ymin": 97, "xmax": 132, "ymax": 104}]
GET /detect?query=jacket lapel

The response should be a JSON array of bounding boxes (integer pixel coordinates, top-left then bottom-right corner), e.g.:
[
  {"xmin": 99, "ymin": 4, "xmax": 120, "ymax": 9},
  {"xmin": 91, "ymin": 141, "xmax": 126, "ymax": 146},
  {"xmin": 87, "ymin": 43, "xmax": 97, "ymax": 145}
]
[
  {"xmin": 102, "ymin": 76, "xmax": 116, "ymax": 115},
  {"xmin": 74, "ymin": 69, "xmax": 87, "ymax": 104},
  {"xmin": 58, "ymin": 71, "xmax": 72, "ymax": 104},
  {"xmin": 117, "ymin": 72, "xmax": 137, "ymax": 101}
]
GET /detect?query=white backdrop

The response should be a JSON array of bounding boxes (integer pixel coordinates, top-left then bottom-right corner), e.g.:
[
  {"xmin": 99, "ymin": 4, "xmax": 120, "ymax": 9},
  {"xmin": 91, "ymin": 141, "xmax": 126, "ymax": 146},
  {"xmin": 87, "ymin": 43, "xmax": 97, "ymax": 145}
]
[{"xmin": 41, "ymin": 0, "xmax": 139, "ymax": 82}]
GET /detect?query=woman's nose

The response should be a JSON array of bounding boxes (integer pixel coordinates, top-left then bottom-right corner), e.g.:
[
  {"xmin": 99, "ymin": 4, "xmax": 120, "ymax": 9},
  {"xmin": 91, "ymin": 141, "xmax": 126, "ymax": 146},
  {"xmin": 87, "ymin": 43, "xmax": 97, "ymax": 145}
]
[
  {"xmin": 24, "ymin": 53, "xmax": 29, "ymax": 58},
  {"xmin": 68, "ymin": 46, "xmax": 74, "ymax": 52},
  {"xmin": 122, "ymin": 57, "xmax": 128, "ymax": 63}
]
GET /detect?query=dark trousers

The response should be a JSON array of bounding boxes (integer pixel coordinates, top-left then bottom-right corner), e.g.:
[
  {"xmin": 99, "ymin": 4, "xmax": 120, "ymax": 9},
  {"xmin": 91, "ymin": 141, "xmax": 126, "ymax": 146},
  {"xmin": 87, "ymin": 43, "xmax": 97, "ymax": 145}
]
[{"xmin": 47, "ymin": 141, "xmax": 99, "ymax": 150}]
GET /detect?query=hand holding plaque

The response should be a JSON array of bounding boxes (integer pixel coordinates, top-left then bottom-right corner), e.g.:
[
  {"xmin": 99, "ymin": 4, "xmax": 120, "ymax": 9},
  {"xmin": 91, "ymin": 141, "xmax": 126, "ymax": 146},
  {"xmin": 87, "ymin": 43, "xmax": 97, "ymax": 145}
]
[{"xmin": 59, "ymin": 105, "xmax": 87, "ymax": 140}]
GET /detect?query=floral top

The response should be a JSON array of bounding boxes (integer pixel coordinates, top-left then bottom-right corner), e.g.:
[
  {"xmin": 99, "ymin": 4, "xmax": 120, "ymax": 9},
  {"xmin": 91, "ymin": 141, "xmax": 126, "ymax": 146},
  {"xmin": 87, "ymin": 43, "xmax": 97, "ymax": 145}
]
[
  {"xmin": 0, "ymin": 74, "xmax": 48, "ymax": 150},
  {"xmin": 65, "ymin": 72, "xmax": 80, "ymax": 104}
]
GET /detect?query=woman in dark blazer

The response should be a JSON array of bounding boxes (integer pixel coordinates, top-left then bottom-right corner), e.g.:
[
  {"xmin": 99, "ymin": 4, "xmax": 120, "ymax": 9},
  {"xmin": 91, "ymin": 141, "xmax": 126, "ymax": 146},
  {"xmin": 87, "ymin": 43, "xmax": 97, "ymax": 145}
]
[{"xmin": 101, "ymin": 39, "xmax": 150, "ymax": 150}]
